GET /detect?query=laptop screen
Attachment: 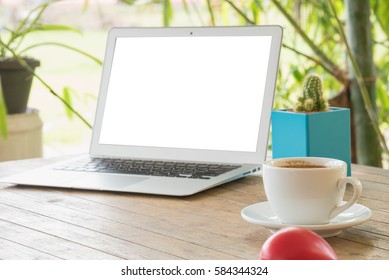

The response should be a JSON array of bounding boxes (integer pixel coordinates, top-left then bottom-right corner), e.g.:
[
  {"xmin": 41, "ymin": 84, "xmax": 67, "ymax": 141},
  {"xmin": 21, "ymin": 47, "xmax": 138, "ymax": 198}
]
[
  {"xmin": 99, "ymin": 35, "xmax": 272, "ymax": 153},
  {"xmin": 92, "ymin": 26, "xmax": 282, "ymax": 164}
]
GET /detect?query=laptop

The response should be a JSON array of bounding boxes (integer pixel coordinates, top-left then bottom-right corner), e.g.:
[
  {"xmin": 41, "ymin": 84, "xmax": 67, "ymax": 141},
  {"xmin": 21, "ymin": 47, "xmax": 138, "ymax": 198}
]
[{"xmin": 1, "ymin": 26, "xmax": 282, "ymax": 196}]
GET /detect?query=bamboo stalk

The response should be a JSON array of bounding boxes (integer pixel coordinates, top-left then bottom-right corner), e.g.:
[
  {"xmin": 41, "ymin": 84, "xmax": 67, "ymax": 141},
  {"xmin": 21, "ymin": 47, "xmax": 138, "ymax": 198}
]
[{"xmin": 329, "ymin": 0, "xmax": 388, "ymax": 165}]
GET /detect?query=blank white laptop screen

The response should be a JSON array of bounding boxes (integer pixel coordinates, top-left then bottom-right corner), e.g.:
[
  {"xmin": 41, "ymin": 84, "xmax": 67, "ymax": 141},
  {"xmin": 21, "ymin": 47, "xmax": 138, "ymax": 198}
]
[
  {"xmin": 0, "ymin": 26, "xmax": 282, "ymax": 196},
  {"xmin": 99, "ymin": 35, "xmax": 272, "ymax": 153}
]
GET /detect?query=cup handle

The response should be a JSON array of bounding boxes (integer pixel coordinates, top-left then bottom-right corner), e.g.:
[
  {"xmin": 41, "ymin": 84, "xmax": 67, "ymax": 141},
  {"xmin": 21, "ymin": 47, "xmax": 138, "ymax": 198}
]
[{"xmin": 329, "ymin": 177, "xmax": 362, "ymax": 220}]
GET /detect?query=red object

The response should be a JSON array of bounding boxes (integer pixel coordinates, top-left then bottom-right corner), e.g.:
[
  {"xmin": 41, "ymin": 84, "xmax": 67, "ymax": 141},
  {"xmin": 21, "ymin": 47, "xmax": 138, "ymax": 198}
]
[{"xmin": 259, "ymin": 226, "xmax": 338, "ymax": 260}]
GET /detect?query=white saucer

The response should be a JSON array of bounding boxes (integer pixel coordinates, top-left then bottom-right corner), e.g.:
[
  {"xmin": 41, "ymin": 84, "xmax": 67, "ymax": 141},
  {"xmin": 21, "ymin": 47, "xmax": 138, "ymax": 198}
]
[{"xmin": 241, "ymin": 201, "xmax": 372, "ymax": 238}]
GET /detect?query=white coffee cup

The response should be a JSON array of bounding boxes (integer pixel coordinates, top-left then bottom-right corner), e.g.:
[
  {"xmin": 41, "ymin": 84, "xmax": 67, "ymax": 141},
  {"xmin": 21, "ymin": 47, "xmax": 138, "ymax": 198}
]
[{"xmin": 262, "ymin": 157, "xmax": 362, "ymax": 225}]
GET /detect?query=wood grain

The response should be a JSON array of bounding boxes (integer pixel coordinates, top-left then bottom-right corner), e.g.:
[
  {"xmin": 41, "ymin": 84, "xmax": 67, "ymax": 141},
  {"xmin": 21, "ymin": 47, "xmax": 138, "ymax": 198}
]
[{"xmin": 0, "ymin": 158, "xmax": 388, "ymax": 260}]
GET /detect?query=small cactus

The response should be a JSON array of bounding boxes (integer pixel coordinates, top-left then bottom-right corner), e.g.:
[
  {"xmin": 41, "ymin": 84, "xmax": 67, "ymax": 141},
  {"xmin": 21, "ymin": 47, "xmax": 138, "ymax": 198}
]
[{"xmin": 294, "ymin": 74, "xmax": 329, "ymax": 112}]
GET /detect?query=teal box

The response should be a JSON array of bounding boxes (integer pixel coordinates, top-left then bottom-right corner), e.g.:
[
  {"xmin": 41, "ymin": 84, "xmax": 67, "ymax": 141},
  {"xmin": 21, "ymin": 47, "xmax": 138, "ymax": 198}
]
[{"xmin": 271, "ymin": 107, "xmax": 352, "ymax": 175}]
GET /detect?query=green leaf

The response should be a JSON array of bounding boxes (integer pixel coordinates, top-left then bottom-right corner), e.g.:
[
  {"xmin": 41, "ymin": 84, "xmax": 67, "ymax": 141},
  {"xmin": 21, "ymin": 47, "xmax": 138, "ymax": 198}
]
[
  {"xmin": 62, "ymin": 87, "xmax": 74, "ymax": 120},
  {"xmin": 6, "ymin": 3, "xmax": 48, "ymax": 50},
  {"xmin": 376, "ymin": 83, "xmax": 389, "ymax": 126},
  {"xmin": 291, "ymin": 66, "xmax": 304, "ymax": 82},
  {"xmin": 163, "ymin": 0, "xmax": 173, "ymax": 27},
  {"xmin": 9, "ymin": 1, "xmax": 65, "ymax": 54},
  {"xmin": 30, "ymin": 25, "xmax": 82, "ymax": 34},
  {"xmin": 251, "ymin": 0, "xmax": 260, "ymax": 24},
  {"xmin": 19, "ymin": 42, "xmax": 103, "ymax": 65},
  {"xmin": 377, "ymin": 79, "xmax": 389, "ymax": 107},
  {"xmin": 206, "ymin": 0, "xmax": 216, "ymax": 26},
  {"xmin": 0, "ymin": 79, "xmax": 8, "ymax": 140},
  {"xmin": 121, "ymin": 0, "xmax": 137, "ymax": 4},
  {"xmin": 375, "ymin": 0, "xmax": 389, "ymax": 37}
]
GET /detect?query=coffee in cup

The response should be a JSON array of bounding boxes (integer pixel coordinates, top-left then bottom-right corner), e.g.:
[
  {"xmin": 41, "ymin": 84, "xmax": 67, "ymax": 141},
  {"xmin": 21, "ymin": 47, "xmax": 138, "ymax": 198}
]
[{"xmin": 262, "ymin": 157, "xmax": 362, "ymax": 225}]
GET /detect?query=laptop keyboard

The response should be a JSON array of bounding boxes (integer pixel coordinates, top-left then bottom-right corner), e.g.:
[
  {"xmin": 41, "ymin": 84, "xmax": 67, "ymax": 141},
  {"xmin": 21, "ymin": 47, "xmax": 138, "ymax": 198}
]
[{"xmin": 54, "ymin": 158, "xmax": 241, "ymax": 180}]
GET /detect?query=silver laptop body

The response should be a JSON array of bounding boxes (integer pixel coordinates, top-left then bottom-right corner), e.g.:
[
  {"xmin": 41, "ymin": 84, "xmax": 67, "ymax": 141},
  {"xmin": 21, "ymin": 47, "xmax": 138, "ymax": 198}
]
[{"xmin": 1, "ymin": 26, "xmax": 282, "ymax": 196}]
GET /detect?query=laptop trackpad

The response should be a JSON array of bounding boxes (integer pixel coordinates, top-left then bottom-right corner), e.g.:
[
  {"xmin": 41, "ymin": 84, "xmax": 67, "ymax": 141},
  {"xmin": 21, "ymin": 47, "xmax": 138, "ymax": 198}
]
[{"xmin": 68, "ymin": 174, "xmax": 147, "ymax": 189}]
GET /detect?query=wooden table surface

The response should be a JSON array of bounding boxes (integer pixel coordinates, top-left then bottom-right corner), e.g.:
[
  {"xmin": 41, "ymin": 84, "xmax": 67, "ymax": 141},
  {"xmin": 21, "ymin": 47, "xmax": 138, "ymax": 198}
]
[{"xmin": 0, "ymin": 157, "xmax": 388, "ymax": 260}]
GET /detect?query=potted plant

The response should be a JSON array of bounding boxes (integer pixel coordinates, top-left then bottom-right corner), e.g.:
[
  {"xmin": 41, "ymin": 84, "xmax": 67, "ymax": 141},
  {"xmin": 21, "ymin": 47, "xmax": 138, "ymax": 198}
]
[
  {"xmin": 271, "ymin": 74, "xmax": 352, "ymax": 175},
  {"xmin": 0, "ymin": 0, "xmax": 99, "ymax": 159},
  {"xmin": 1, "ymin": 2, "xmax": 57, "ymax": 114}
]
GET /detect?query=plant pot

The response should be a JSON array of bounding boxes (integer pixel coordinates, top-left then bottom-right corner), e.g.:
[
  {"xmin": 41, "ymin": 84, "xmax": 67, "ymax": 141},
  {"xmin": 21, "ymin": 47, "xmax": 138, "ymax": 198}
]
[
  {"xmin": 271, "ymin": 107, "xmax": 352, "ymax": 175},
  {"xmin": 0, "ymin": 108, "xmax": 43, "ymax": 161},
  {"xmin": 0, "ymin": 57, "xmax": 40, "ymax": 114}
]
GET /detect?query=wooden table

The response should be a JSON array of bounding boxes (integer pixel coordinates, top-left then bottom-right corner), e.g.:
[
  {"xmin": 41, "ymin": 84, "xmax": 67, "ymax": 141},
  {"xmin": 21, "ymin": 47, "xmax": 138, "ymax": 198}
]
[{"xmin": 0, "ymin": 157, "xmax": 388, "ymax": 260}]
